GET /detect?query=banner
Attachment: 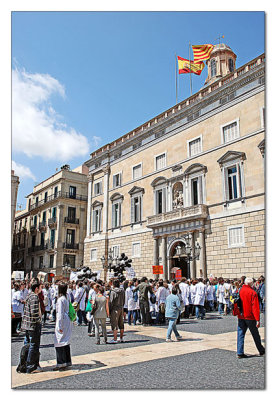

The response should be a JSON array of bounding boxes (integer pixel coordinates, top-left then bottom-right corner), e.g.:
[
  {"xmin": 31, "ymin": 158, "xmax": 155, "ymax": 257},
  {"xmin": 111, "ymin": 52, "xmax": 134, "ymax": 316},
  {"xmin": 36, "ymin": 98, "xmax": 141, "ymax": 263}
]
[
  {"xmin": 152, "ymin": 265, "xmax": 163, "ymax": 274},
  {"xmin": 175, "ymin": 269, "xmax": 182, "ymax": 280}
]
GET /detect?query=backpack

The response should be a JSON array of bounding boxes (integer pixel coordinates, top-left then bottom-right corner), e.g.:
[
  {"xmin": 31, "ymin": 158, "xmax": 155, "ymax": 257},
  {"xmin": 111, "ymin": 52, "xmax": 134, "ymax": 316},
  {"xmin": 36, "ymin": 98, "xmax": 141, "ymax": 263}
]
[{"xmin": 150, "ymin": 293, "xmax": 156, "ymax": 304}]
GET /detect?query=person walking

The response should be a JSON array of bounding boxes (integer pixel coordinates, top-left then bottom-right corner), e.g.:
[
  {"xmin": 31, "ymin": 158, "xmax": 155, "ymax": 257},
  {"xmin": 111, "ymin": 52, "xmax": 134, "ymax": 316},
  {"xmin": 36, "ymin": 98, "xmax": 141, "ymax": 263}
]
[
  {"xmin": 179, "ymin": 278, "xmax": 190, "ymax": 318},
  {"xmin": 133, "ymin": 277, "xmax": 153, "ymax": 326},
  {"xmin": 216, "ymin": 278, "xmax": 225, "ymax": 315},
  {"xmin": 165, "ymin": 287, "xmax": 183, "ymax": 342},
  {"xmin": 93, "ymin": 286, "xmax": 109, "ymax": 345},
  {"xmin": 233, "ymin": 277, "xmax": 265, "ymax": 358},
  {"xmin": 74, "ymin": 281, "xmax": 87, "ymax": 326},
  {"xmin": 12, "ymin": 281, "xmax": 25, "ymax": 335},
  {"xmin": 155, "ymin": 280, "xmax": 169, "ymax": 325},
  {"xmin": 125, "ymin": 281, "xmax": 139, "ymax": 326},
  {"xmin": 223, "ymin": 279, "xmax": 232, "ymax": 315},
  {"xmin": 42, "ymin": 283, "xmax": 51, "ymax": 325},
  {"xmin": 109, "ymin": 279, "xmax": 125, "ymax": 344},
  {"xmin": 21, "ymin": 280, "xmax": 42, "ymax": 374},
  {"xmin": 53, "ymin": 283, "xmax": 73, "ymax": 371}
]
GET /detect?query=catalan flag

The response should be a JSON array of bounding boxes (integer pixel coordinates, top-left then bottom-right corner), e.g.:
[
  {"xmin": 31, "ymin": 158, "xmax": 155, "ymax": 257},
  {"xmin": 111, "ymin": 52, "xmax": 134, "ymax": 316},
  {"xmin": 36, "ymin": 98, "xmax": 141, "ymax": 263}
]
[
  {"xmin": 177, "ymin": 56, "xmax": 205, "ymax": 76},
  {"xmin": 192, "ymin": 44, "xmax": 214, "ymax": 63}
]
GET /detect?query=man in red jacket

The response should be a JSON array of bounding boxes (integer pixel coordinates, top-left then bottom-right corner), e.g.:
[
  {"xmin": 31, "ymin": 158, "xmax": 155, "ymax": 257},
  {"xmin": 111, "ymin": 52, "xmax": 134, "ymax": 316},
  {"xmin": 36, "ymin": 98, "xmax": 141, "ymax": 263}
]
[{"xmin": 234, "ymin": 277, "xmax": 265, "ymax": 358}]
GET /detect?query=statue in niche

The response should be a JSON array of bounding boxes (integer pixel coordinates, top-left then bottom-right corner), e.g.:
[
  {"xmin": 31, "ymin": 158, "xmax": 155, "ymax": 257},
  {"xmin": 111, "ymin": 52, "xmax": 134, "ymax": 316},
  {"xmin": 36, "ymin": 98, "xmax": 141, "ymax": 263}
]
[{"xmin": 173, "ymin": 182, "xmax": 184, "ymax": 209}]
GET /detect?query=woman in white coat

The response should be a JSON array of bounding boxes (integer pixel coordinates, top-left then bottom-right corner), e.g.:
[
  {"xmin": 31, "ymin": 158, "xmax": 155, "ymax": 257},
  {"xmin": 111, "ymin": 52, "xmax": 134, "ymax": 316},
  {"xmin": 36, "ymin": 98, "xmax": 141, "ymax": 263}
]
[
  {"xmin": 216, "ymin": 278, "xmax": 225, "ymax": 315},
  {"xmin": 54, "ymin": 283, "xmax": 72, "ymax": 371},
  {"xmin": 126, "ymin": 281, "xmax": 139, "ymax": 325},
  {"xmin": 194, "ymin": 278, "xmax": 206, "ymax": 320}
]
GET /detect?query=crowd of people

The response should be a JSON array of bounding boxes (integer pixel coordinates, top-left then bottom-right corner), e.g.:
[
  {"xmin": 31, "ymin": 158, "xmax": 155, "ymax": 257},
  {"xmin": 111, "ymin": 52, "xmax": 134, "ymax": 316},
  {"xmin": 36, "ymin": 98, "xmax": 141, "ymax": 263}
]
[{"xmin": 11, "ymin": 274, "xmax": 265, "ymax": 373}]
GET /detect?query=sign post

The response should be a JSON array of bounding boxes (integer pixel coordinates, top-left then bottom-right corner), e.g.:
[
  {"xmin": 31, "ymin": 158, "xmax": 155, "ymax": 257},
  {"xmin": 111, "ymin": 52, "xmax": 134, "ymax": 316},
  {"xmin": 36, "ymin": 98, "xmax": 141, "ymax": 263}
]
[{"xmin": 152, "ymin": 265, "xmax": 163, "ymax": 275}]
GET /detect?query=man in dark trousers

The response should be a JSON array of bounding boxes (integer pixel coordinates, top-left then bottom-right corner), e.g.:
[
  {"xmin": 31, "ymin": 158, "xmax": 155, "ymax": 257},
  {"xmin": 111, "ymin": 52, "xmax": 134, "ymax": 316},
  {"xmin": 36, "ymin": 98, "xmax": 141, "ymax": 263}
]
[
  {"xmin": 133, "ymin": 277, "xmax": 153, "ymax": 326},
  {"xmin": 233, "ymin": 277, "xmax": 265, "ymax": 359},
  {"xmin": 21, "ymin": 280, "xmax": 43, "ymax": 373}
]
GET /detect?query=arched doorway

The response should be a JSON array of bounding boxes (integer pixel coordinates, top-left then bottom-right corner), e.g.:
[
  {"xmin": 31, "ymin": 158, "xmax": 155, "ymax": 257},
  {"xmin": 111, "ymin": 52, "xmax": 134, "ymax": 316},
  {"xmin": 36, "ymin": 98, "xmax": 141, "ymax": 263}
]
[{"xmin": 169, "ymin": 240, "xmax": 189, "ymax": 279}]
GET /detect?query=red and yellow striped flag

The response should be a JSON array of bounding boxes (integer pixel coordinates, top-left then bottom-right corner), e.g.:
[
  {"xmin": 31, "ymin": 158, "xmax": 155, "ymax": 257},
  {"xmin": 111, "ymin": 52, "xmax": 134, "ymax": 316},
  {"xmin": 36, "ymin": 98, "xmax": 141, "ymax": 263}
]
[
  {"xmin": 177, "ymin": 56, "xmax": 205, "ymax": 76},
  {"xmin": 192, "ymin": 44, "xmax": 214, "ymax": 63}
]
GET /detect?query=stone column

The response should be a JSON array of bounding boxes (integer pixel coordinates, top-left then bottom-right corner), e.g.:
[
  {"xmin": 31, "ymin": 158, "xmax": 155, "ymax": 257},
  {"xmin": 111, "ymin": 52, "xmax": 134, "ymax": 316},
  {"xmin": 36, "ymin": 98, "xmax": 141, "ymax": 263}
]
[
  {"xmin": 86, "ymin": 175, "xmax": 93, "ymax": 237},
  {"xmin": 162, "ymin": 236, "xmax": 168, "ymax": 280},
  {"xmin": 153, "ymin": 237, "xmax": 159, "ymax": 278},
  {"xmin": 199, "ymin": 229, "xmax": 207, "ymax": 279},
  {"xmin": 191, "ymin": 231, "xmax": 196, "ymax": 279}
]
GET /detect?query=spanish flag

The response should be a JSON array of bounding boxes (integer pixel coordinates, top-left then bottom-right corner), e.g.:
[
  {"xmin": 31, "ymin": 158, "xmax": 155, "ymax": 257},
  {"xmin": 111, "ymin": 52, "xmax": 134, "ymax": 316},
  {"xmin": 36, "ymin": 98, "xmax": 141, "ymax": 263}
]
[
  {"xmin": 177, "ymin": 56, "xmax": 205, "ymax": 76},
  {"xmin": 192, "ymin": 44, "xmax": 214, "ymax": 63}
]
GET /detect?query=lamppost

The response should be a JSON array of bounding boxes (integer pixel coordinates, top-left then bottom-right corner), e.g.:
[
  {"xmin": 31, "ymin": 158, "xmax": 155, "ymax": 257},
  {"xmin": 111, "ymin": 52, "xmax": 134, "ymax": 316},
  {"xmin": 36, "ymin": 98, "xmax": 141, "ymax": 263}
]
[
  {"xmin": 62, "ymin": 263, "xmax": 71, "ymax": 280},
  {"xmin": 101, "ymin": 248, "xmax": 116, "ymax": 281},
  {"xmin": 176, "ymin": 234, "xmax": 201, "ymax": 279}
]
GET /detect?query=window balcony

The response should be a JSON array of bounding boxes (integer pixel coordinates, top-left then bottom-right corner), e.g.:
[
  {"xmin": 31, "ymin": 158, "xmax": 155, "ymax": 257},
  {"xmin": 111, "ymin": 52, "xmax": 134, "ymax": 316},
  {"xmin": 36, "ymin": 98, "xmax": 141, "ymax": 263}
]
[
  {"xmin": 63, "ymin": 242, "xmax": 79, "ymax": 250},
  {"xmin": 64, "ymin": 217, "xmax": 79, "ymax": 225},
  {"xmin": 30, "ymin": 191, "xmax": 88, "ymax": 211},
  {"xmin": 147, "ymin": 204, "xmax": 208, "ymax": 228},
  {"xmin": 48, "ymin": 217, "xmax": 57, "ymax": 228}
]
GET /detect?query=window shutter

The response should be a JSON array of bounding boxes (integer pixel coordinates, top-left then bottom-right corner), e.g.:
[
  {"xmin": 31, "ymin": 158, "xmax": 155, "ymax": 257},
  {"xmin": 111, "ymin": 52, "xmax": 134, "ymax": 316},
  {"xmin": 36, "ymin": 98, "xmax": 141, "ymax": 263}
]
[
  {"xmin": 99, "ymin": 209, "xmax": 101, "ymax": 231},
  {"xmin": 131, "ymin": 197, "xmax": 134, "ymax": 223},
  {"xmin": 92, "ymin": 210, "xmax": 96, "ymax": 232},
  {"xmin": 113, "ymin": 175, "xmax": 116, "ymax": 188},
  {"xmin": 112, "ymin": 204, "xmax": 115, "ymax": 229},
  {"xmin": 237, "ymin": 163, "xmax": 242, "ymax": 197},
  {"xmin": 198, "ymin": 175, "xmax": 203, "ymax": 204},
  {"xmin": 224, "ymin": 168, "xmax": 229, "ymax": 201},
  {"xmin": 162, "ymin": 188, "xmax": 166, "ymax": 213},
  {"xmin": 119, "ymin": 203, "xmax": 121, "ymax": 226}
]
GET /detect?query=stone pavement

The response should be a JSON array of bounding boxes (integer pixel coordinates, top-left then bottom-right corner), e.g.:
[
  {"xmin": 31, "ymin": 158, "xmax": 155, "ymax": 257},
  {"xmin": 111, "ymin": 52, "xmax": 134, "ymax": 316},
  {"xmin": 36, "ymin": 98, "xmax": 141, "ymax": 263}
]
[{"xmin": 11, "ymin": 312, "xmax": 265, "ymax": 390}]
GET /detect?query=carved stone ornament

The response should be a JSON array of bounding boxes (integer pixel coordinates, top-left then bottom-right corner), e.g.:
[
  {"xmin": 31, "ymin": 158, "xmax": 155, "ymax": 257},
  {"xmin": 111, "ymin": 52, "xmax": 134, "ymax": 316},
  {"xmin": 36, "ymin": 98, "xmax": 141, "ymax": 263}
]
[{"xmin": 172, "ymin": 182, "xmax": 184, "ymax": 209}]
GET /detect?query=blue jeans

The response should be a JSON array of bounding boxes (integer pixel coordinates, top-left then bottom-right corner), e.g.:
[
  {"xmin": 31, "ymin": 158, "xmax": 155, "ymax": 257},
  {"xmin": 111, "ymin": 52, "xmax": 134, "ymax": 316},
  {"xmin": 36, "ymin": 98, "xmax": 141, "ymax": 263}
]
[
  {"xmin": 237, "ymin": 319, "xmax": 265, "ymax": 355},
  {"xmin": 25, "ymin": 323, "xmax": 41, "ymax": 372},
  {"xmin": 207, "ymin": 300, "xmax": 214, "ymax": 311},
  {"xmin": 195, "ymin": 305, "xmax": 205, "ymax": 319},
  {"xmin": 218, "ymin": 303, "xmax": 224, "ymax": 314},
  {"xmin": 166, "ymin": 318, "xmax": 181, "ymax": 339},
  {"xmin": 128, "ymin": 310, "xmax": 138, "ymax": 325},
  {"xmin": 77, "ymin": 309, "xmax": 87, "ymax": 325}
]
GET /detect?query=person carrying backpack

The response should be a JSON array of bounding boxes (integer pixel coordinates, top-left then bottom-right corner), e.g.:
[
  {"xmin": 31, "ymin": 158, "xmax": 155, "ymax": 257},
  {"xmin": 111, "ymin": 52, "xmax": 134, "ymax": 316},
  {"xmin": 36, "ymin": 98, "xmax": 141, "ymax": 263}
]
[{"xmin": 133, "ymin": 277, "xmax": 153, "ymax": 326}]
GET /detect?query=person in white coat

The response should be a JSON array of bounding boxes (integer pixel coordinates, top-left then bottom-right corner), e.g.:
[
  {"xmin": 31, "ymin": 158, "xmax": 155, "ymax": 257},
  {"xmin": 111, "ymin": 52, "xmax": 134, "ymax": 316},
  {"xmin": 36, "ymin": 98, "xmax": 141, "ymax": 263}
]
[
  {"xmin": 74, "ymin": 281, "xmax": 87, "ymax": 326},
  {"xmin": 179, "ymin": 278, "xmax": 190, "ymax": 318},
  {"xmin": 216, "ymin": 278, "xmax": 225, "ymax": 315},
  {"xmin": 53, "ymin": 283, "xmax": 72, "ymax": 371},
  {"xmin": 206, "ymin": 281, "xmax": 214, "ymax": 311},
  {"xmin": 42, "ymin": 284, "xmax": 51, "ymax": 325},
  {"xmin": 223, "ymin": 279, "xmax": 232, "ymax": 315},
  {"xmin": 194, "ymin": 278, "xmax": 206, "ymax": 320},
  {"xmin": 155, "ymin": 280, "xmax": 169, "ymax": 324},
  {"xmin": 189, "ymin": 280, "xmax": 197, "ymax": 317},
  {"xmin": 125, "ymin": 281, "xmax": 139, "ymax": 325}
]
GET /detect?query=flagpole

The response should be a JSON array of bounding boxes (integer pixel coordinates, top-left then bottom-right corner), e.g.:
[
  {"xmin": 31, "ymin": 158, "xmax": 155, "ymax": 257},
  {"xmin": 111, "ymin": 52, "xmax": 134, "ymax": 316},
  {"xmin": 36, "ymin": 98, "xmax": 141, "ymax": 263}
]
[
  {"xmin": 189, "ymin": 41, "xmax": 192, "ymax": 96},
  {"xmin": 175, "ymin": 53, "xmax": 178, "ymax": 104}
]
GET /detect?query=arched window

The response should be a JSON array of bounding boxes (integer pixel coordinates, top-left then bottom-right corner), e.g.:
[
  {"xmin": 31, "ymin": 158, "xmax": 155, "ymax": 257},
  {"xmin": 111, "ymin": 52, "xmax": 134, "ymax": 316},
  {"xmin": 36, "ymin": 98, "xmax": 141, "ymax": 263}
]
[
  {"xmin": 211, "ymin": 59, "xmax": 216, "ymax": 77},
  {"xmin": 229, "ymin": 58, "xmax": 234, "ymax": 73}
]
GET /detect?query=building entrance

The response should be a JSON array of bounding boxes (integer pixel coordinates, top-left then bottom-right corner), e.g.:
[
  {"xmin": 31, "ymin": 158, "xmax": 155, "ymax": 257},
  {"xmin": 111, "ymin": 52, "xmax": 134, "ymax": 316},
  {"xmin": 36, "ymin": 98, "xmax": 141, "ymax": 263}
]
[{"xmin": 170, "ymin": 257, "xmax": 188, "ymax": 279}]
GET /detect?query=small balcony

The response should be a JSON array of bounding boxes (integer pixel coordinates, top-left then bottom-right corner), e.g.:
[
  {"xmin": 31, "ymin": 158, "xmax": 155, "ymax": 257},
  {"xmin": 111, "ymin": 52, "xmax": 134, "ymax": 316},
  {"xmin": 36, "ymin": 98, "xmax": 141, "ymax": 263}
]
[
  {"xmin": 64, "ymin": 217, "xmax": 79, "ymax": 225},
  {"xmin": 28, "ymin": 244, "xmax": 48, "ymax": 254},
  {"xmin": 63, "ymin": 242, "xmax": 79, "ymax": 250},
  {"xmin": 147, "ymin": 204, "xmax": 208, "ymax": 228},
  {"xmin": 48, "ymin": 217, "xmax": 57, "ymax": 229},
  {"xmin": 39, "ymin": 221, "xmax": 47, "ymax": 232}
]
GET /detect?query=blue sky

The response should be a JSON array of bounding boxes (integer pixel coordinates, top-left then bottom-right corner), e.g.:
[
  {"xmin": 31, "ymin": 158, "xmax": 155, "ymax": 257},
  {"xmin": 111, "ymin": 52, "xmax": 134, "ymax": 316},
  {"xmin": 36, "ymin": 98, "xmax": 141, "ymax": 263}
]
[{"xmin": 12, "ymin": 11, "xmax": 265, "ymax": 209}]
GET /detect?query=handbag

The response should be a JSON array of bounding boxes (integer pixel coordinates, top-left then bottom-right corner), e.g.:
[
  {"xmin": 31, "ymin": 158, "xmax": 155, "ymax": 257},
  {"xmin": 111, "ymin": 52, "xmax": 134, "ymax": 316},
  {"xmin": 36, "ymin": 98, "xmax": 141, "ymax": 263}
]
[
  {"xmin": 85, "ymin": 296, "xmax": 92, "ymax": 312},
  {"xmin": 72, "ymin": 288, "xmax": 86, "ymax": 312},
  {"xmin": 69, "ymin": 302, "xmax": 77, "ymax": 322}
]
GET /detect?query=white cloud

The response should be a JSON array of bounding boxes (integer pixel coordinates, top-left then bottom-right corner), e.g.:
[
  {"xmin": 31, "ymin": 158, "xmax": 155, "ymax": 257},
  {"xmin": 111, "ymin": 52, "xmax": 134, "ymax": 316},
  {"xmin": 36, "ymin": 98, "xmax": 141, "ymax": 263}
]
[
  {"xmin": 12, "ymin": 68, "xmax": 96, "ymax": 162},
  {"xmin": 12, "ymin": 160, "xmax": 36, "ymax": 181}
]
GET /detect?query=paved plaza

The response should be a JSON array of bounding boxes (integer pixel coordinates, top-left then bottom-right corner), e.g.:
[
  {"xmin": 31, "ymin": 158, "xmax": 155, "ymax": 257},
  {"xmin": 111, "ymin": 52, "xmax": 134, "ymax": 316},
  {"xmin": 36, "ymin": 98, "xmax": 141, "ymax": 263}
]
[{"xmin": 11, "ymin": 312, "xmax": 265, "ymax": 390}]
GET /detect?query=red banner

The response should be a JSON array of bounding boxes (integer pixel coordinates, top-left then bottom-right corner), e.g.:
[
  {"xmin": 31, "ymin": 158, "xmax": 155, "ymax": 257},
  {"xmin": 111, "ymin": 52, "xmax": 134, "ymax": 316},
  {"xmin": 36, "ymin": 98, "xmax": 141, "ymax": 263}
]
[
  {"xmin": 152, "ymin": 265, "xmax": 163, "ymax": 274},
  {"xmin": 175, "ymin": 269, "xmax": 182, "ymax": 280}
]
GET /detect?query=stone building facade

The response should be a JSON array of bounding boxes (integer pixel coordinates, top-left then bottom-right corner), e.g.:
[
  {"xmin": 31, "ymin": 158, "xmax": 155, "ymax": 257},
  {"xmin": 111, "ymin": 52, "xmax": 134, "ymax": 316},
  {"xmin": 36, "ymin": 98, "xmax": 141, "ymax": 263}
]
[
  {"xmin": 12, "ymin": 165, "xmax": 88, "ymax": 276},
  {"xmin": 83, "ymin": 44, "xmax": 265, "ymax": 280}
]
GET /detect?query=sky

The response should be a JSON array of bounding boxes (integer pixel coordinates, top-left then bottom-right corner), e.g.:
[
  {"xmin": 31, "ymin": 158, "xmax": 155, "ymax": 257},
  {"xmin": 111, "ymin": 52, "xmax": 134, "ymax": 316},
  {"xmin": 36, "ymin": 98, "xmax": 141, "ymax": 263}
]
[{"xmin": 11, "ymin": 11, "xmax": 265, "ymax": 210}]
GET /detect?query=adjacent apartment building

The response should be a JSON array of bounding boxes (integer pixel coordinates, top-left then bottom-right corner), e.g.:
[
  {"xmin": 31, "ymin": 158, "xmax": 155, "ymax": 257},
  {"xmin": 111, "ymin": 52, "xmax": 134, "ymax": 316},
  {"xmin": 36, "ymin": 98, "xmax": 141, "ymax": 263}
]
[
  {"xmin": 12, "ymin": 164, "xmax": 88, "ymax": 276},
  {"xmin": 83, "ymin": 44, "xmax": 265, "ymax": 280}
]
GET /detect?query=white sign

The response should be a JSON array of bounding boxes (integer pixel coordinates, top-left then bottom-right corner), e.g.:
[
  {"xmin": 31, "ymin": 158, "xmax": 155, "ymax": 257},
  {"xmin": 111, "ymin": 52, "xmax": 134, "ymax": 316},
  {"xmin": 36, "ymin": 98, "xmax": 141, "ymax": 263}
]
[
  {"xmin": 96, "ymin": 270, "xmax": 102, "ymax": 280},
  {"xmin": 12, "ymin": 271, "xmax": 25, "ymax": 280},
  {"xmin": 126, "ymin": 267, "xmax": 136, "ymax": 280},
  {"xmin": 70, "ymin": 272, "xmax": 78, "ymax": 281}
]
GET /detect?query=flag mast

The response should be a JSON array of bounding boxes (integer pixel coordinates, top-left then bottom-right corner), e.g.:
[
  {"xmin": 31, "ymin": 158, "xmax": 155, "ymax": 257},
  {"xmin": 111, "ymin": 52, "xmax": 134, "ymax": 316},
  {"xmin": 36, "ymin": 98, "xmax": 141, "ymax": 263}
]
[
  {"xmin": 175, "ymin": 53, "xmax": 178, "ymax": 104},
  {"xmin": 189, "ymin": 41, "xmax": 192, "ymax": 96}
]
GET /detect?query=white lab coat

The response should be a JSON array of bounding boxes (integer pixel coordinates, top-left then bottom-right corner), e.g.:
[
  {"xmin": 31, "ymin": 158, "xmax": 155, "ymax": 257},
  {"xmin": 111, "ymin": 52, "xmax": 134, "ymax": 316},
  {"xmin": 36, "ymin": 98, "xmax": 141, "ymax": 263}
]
[
  {"xmin": 194, "ymin": 282, "xmax": 206, "ymax": 306},
  {"xmin": 74, "ymin": 286, "xmax": 86, "ymax": 311},
  {"xmin": 217, "ymin": 284, "xmax": 225, "ymax": 303},
  {"xmin": 54, "ymin": 295, "xmax": 72, "ymax": 347},
  {"xmin": 222, "ymin": 283, "xmax": 232, "ymax": 305},
  {"xmin": 189, "ymin": 284, "xmax": 196, "ymax": 305},
  {"xmin": 42, "ymin": 288, "xmax": 51, "ymax": 312},
  {"xmin": 179, "ymin": 282, "xmax": 190, "ymax": 306},
  {"xmin": 206, "ymin": 284, "xmax": 214, "ymax": 301},
  {"xmin": 126, "ymin": 286, "xmax": 139, "ymax": 311},
  {"xmin": 156, "ymin": 286, "xmax": 169, "ymax": 307}
]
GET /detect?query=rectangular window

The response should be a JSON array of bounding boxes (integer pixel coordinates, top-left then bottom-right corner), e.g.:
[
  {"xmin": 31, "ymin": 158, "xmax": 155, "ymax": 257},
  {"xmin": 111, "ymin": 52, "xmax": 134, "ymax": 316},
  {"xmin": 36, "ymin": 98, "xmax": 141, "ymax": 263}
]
[
  {"xmin": 227, "ymin": 166, "xmax": 238, "ymax": 200},
  {"xmin": 44, "ymin": 192, "xmax": 48, "ymax": 202},
  {"xmin": 155, "ymin": 153, "xmax": 166, "ymax": 170},
  {"xmin": 90, "ymin": 249, "xmax": 97, "ymax": 261},
  {"xmin": 35, "ymin": 196, "xmax": 39, "ymax": 205},
  {"xmin": 188, "ymin": 137, "xmax": 202, "ymax": 157},
  {"xmin": 155, "ymin": 188, "xmax": 166, "ymax": 214},
  {"xmin": 192, "ymin": 178, "xmax": 199, "ymax": 205},
  {"xmin": 222, "ymin": 121, "xmax": 239, "ymax": 143},
  {"xmin": 134, "ymin": 197, "xmax": 141, "ymax": 222},
  {"xmin": 94, "ymin": 182, "xmax": 102, "ymax": 195},
  {"xmin": 50, "ymin": 229, "xmax": 55, "ymax": 247},
  {"xmin": 112, "ymin": 245, "xmax": 120, "ymax": 258},
  {"xmin": 32, "ymin": 235, "xmax": 36, "ymax": 247},
  {"xmin": 63, "ymin": 254, "xmax": 76, "ymax": 268},
  {"xmin": 40, "ymin": 232, "xmax": 45, "ymax": 246},
  {"xmin": 49, "ymin": 254, "xmax": 54, "ymax": 268},
  {"xmin": 113, "ymin": 173, "xmax": 121, "ymax": 188},
  {"xmin": 52, "ymin": 207, "xmax": 57, "ymax": 220},
  {"xmin": 42, "ymin": 211, "xmax": 46, "ymax": 222},
  {"xmin": 54, "ymin": 186, "xmax": 58, "ymax": 198},
  {"xmin": 132, "ymin": 242, "xmax": 141, "ymax": 258},
  {"xmin": 132, "ymin": 163, "xmax": 142, "ymax": 180},
  {"xmin": 68, "ymin": 207, "xmax": 76, "ymax": 221},
  {"xmin": 228, "ymin": 225, "xmax": 245, "ymax": 248},
  {"xmin": 92, "ymin": 209, "xmax": 101, "ymax": 232},
  {"xmin": 66, "ymin": 229, "xmax": 75, "ymax": 245},
  {"xmin": 34, "ymin": 215, "xmax": 37, "ymax": 227},
  {"xmin": 69, "ymin": 186, "xmax": 76, "ymax": 199},
  {"xmin": 112, "ymin": 203, "xmax": 121, "ymax": 228},
  {"xmin": 39, "ymin": 256, "xmax": 43, "ymax": 268}
]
